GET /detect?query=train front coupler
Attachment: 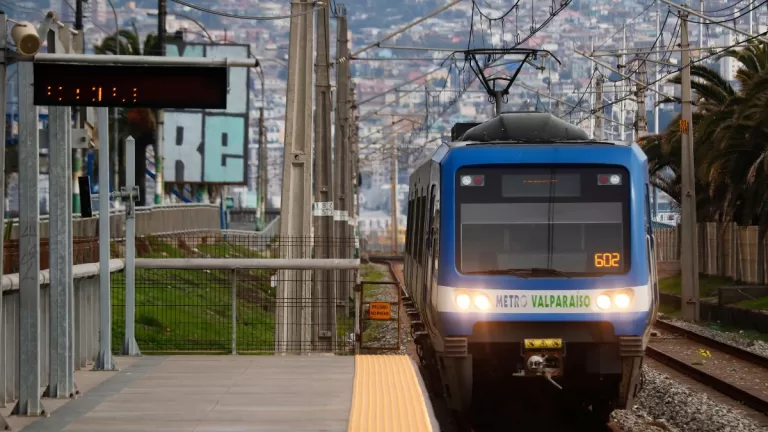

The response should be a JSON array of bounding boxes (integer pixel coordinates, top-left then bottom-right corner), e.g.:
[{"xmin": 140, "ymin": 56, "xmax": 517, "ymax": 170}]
[{"xmin": 522, "ymin": 338, "xmax": 565, "ymax": 390}]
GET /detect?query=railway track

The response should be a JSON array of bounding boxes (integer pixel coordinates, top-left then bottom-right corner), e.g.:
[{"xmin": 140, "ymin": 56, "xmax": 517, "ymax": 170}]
[{"xmin": 647, "ymin": 319, "xmax": 768, "ymax": 415}]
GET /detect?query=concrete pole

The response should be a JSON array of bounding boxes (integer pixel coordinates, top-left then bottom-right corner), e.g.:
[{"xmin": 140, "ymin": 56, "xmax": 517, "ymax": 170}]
[
  {"xmin": 334, "ymin": 9, "xmax": 350, "ymax": 314},
  {"xmin": 653, "ymin": 9, "xmax": 660, "ymax": 220},
  {"xmin": 312, "ymin": 3, "xmax": 336, "ymax": 350},
  {"xmin": 700, "ymin": 0, "xmax": 704, "ymax": 53},
  {"xmin": 0, "ymin": 11, "xmax": 7, "ymax": 414},
  {"xmin": 43, "ymin": 25, "xmax": 77, "ymax": 400},
  {"xmin": 94, "ymin": 107, "xmax": 117, "ymax": 370},
  {"xmin": 12, "ymin": 60, "xmax": 45, "ymax": 417},
  {"xmin": 595, "ymin": 76, "xmax": 604, "ymax": 140},
  {"xmin": 155, "ymin": 0, "xmax": 167, "ymax": 205},
  {"xmin": 0, "ymin": 14, "xmax": 8, "ymax": 425},
  {"xmin": 122, "ymin": 136, "xmax": 141, "ymax": 356},
  {"xmin": 276, "ymin": 0, "xmax": 314, "ymax": 353},
  {"xmin": 390, "ymin": 143, "xmax": 398, "ymax": 254},
  {"xmin": 635, "ymin": 60, "xmax": 648, "ymax": 138},
  {"xmin": 679, "ymin": 13, "xmax": 700, "ymax": 322}
]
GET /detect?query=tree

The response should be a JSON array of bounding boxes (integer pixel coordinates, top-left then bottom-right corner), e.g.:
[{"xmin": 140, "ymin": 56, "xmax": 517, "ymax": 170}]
[{"xmin": 639, "ymin": 40, "xmax": 768, "ymax": 282}]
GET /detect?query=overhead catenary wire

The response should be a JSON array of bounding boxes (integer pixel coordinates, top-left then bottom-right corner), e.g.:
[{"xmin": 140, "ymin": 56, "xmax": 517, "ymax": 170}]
[
  {"xmin": 682, "ymin": 0, "xmax": 767, "ymax": 24},
  {"xmin": 169, "ymin": 0, "xmax": 322, "ymax": 20},
  {"xmin": 576, "ymin": 27, "xmax": 768, "ymax": 127}
]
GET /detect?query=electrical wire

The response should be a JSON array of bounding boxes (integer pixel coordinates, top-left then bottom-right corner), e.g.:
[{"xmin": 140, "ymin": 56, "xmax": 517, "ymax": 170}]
[
  {"xmin": 593, "ymin": 0, "xmax": 658, "ymax": 52},
  {"xmin": 169, "ymin": 0, "xmax": 321, "ymax": 20},
  {"xmin": 577, "ymin": 27, "xmax": 768, "ymax": 127},
  {"xmin": 59, "ymin": 0, "xmax": 113, "ymax": 35},
  {"xmin": 683, "ymin": 0, "xmax": 766, "ymax": 24},
  {"xmin": 703, "ymin": 0, "xmax": 752, "ymax": 14}
]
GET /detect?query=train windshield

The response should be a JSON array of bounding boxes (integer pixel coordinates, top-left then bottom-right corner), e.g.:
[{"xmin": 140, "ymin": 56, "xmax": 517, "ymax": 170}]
[{"xmin": 455, "ymin": 166, "xmax": 631, "ymax": 276}]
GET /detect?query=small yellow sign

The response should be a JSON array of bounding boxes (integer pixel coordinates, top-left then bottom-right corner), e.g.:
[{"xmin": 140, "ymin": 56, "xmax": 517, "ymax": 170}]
[
  {"xmin": 369, "ymin": 302, "xmax": 391, "ymax": 320},
  {"xmin": 523, "ymin": 338, "xmax": 563, "ymax": 350}
]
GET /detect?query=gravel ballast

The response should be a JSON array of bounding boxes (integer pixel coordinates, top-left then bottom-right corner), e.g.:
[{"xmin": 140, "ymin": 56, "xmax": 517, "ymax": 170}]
[
  {"xmin": 661, "ymin": 315, "xmax": 768, "ymax": 359},
  {"xmin": 612, "ymin": 366, "xmax": 768, "ymax": 432}
]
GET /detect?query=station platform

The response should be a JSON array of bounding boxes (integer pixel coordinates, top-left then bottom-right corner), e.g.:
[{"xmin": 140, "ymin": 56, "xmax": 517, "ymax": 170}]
[{"xmin": 9, "ymin": 355, "xmax": 439, "ymax": 432}]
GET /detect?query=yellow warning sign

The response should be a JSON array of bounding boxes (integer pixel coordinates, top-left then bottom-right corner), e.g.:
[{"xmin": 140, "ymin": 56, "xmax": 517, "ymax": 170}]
[
  {"xmin": 523, "ymin": 338, "xmax": 563, "ymax": 350},
  {"xmin": 369, "ymin": 302, "xmax": 391, "ymax": 320}
]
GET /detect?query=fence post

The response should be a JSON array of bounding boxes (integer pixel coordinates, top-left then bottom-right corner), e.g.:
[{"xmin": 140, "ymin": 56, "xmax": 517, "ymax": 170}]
[
  {"xmin": 122, "ymin": 136, "xmax": 140, "ymax": 356},
  {"xmin": 231, "ymin": 269, "xmax": 237, "ymax": 355}
]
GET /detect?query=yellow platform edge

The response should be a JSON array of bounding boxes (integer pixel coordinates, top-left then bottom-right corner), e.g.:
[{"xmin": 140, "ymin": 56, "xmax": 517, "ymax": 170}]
[{"xmin": 347, "ymin": 355, "xmax": 439, "ymax": 432}]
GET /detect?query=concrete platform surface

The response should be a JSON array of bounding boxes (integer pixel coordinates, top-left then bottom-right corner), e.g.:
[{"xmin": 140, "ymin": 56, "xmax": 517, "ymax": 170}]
[{"xmin": 16, "ymin": 355, "xmax": 355, "ymax": 432}]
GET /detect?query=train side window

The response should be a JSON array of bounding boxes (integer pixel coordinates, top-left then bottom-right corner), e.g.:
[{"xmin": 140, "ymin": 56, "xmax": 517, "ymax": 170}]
[
  {"xmin": 426, "ymin": 185, "xmax": 436, "ymax": 251},
  {"xmin": 406, "ymin": 198, "xmax": 413, "ymax": 256},
  {"xmin": 417, "ymin": 192, "xmax": 426, "ymax": 262},
  {"xmin": 413, "ymin": 192, "xmax": 421, "ymax": 260}
]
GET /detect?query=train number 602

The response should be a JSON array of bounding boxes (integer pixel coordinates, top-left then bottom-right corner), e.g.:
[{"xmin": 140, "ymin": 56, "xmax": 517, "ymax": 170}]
[{"xmin": 594, "ymin": 253, "xmax": 620, "ymax": 267}]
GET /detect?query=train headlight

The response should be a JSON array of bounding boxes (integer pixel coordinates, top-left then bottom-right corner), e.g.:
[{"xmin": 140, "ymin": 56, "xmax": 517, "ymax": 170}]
[
  {"xmin": 474, "ymin": 293, "xmax": 491, "ymax": 311},
  {"xmin": 456, "ymin": 293, "xmax": 471, "ymax": 310},
  {"xmin": 614, "ymin": 292, "xmax": 631, "ymax": 308},
  {"xmin": 596, "ymin": 294, "xmax": 612, "ymax": 310},
  {"xmin": 596, "ymin": 289, "xmax": 635, "ymax": 310}
]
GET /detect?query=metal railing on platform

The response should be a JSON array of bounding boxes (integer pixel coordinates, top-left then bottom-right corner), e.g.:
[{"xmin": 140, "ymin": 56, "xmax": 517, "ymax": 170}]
[{"xmin": 110, "ymin": 235, "xmax": 360, "ymax": 355}]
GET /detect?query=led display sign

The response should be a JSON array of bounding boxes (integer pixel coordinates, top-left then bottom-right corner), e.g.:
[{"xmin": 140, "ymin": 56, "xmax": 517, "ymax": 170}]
[{"xmin": 33, "ymin": 63, "xmax": 228, "ymax": 109}]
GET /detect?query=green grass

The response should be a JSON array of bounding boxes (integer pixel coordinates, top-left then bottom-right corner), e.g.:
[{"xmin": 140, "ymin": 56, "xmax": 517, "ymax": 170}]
[
  {"xmin": 657, "ymin": 274, "xmax": 768, "ymax": 343},
  {"xmin": 111, "ymin": 237, "xmax": 279, "ymax": 353},
  {"xmin": 733, "ymin": 296, "xmax": 768, "ymax": 311},
  {"xmin": 658, "ymin": 274, "xmax": 736, "ymax": 297}
]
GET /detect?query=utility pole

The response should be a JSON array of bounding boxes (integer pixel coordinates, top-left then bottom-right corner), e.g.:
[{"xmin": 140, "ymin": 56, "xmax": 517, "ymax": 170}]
[
  {"xmin": 0, "ymin": 12, "xmax": 8, "ymax": 429},
  {"xmin": 333, "ymin": 7, "xmax": 351, "ymax": 311},
  {"xmin": 620, "ymin": 27, "xmax": 627, "ymax": 142},
  {"xmin": 390, "ymin": 141, "xmax": 398, "ymax": 254},
  {"xmin": 350, "ymin": 87, "xmax": 360, "ymax": 260},
  {"xmin": 635, "ymin": 59, "xmax": 648, "ymax": 138},
  {"xmin": 258, "ymin": 105, "xmax": 266, "ymax": 229},
  {"xmin": 595, "ymin": 75, "xmax": 604, "ymax": 140},
  {"xmin": 276, "ymin": 0, "xmax": 314, "ymax": 353},
  {"xmin": 679, "ymin": 12, "xmax": 700, "ymax": 322},
  {"xmin": 653, "ymin": 6, "xmax": 660, "ymax": 219},
  {"xmin": 312, "ymin": 2, "xmax": 335, "ymax": 350},
  {"xmin": 155, "ymin": 0, "xmax": 167, "ymax": 205}
]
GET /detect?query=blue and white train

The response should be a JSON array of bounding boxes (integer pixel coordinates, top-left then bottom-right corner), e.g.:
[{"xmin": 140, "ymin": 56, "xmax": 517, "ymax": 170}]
[{"xmin": 403, "ymin": 112, "xmax": 659, "ymax": 422}]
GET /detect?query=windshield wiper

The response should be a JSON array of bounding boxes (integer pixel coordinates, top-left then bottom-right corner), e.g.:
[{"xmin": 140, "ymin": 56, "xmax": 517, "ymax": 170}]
[{"xmin": 464, "ymin": 267, "xmax": 572, "ymax": 278}]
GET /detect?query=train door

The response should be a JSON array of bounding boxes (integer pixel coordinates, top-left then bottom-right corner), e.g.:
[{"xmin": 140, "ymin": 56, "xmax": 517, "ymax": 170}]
[{"xmin": 645, "ymin": 184, "xmax": 659, "ymax": 321}]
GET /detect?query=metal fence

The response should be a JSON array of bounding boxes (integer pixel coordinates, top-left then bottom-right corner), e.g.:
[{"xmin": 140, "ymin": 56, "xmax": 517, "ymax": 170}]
[
  {"xmin": 110, "ymin": 235, "xmax": 360, "ymax": 355},
  {"xmin": 1, "ymin": 260, "xmax": 123, "ymax": 407},
  {"xmin": 654, "ymin": 223, "xmax": 768, "ymax": 284}
]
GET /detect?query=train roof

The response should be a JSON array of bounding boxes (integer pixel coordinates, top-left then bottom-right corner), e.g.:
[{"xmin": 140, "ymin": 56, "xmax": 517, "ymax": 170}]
[{"xmin": 451, "ymin": 112, "xmax": 626, "ymax": 147}]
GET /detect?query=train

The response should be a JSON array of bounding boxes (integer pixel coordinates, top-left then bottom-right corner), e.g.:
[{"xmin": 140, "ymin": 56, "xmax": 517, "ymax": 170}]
[{"xmin": 403, "ymin": 112, "xmax": 659, "ymax": 424}]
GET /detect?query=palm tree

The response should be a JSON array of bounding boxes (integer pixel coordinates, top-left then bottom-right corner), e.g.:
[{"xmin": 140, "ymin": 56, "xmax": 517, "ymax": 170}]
[
  {"xmin": 93, "ymin": 27, "xmax": 175, "ymax": 205},
  {"xmin": 639, "ymin": 40, "xmax": 768, "ymax": 282}
]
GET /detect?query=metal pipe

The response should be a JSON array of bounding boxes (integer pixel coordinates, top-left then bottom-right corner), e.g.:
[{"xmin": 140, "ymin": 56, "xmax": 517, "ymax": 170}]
[
  {"xmin": 30, "ymin": 53, "xmax": 259, "ymax": 67},
  {"xmin": 591, "ymin": 45, "xmax": 744, "ymax": 57},
  {"xmin": 659, "ymin": 0, "xmax": 768, "ymax": 43},
  {"xmin": 134, "ymin": 258, "xmax": 361, "ymax": 270}
]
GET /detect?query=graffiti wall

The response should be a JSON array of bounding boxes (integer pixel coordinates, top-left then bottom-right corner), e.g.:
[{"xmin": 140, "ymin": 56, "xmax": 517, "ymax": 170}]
[{"xmin": 163, "ymin": 42, "xmax": 251, "ymax": 185}]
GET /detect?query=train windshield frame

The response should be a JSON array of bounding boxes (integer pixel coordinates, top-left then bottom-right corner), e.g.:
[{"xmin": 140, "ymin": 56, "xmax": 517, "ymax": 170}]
[{"xmin": 455, "ymin": 165, "xmax": 632, "ymax": 277}]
